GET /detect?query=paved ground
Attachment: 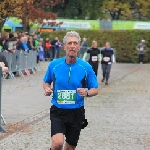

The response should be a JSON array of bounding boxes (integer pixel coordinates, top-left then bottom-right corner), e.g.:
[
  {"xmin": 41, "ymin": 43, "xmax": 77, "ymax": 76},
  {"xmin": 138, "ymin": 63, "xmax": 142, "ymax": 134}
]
[{"xmin": 0, "ymin": 61, "xmax": 150, "ymax": 150}]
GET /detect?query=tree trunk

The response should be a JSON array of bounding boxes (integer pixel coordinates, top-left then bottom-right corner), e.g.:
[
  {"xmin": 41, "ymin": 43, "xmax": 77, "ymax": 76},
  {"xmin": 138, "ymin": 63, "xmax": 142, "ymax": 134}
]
[
  {"xmin": 0, "ymin": 21, "xmax": 5, "ymax": 32},
  {"xmin": 22, "ymin": 15, "xmax": 27, "ymax": 32}
]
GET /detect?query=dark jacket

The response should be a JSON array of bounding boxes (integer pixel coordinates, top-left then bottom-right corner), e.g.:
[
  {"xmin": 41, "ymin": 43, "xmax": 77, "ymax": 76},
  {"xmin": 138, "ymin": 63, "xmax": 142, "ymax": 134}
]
[
  {"xmin": 0, "ymin": 53, "xmax": 8, "ymax": 67},
  {"xmin": 16, "ymin": 40, "xmax": 24, "ymax": 50}
]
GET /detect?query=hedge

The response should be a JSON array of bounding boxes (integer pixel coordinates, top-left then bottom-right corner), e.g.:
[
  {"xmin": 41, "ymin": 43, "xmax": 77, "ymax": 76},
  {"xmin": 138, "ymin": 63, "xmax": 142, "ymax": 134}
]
[{"xmin": 41, "ymin": 30, "xmax": 150, "ymax": 63}]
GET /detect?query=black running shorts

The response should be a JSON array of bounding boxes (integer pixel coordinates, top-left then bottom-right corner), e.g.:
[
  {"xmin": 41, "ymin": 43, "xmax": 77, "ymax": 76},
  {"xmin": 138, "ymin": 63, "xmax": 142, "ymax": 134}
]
[{"xmin": 50, "ymin": 105, "xmax": 85, "ymax": 147}]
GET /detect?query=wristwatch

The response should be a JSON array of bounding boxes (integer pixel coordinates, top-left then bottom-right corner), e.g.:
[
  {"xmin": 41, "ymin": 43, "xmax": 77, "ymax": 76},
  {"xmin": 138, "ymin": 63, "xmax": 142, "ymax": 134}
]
[{"xmin": 86, "ymin": 90, "xmax": 90, "ymax": 97}]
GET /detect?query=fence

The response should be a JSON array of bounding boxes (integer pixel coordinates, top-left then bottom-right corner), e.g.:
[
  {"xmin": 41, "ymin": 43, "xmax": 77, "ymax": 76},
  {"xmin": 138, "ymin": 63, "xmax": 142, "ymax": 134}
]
[
  {"xmin": 2, "ymin": 50, "xmax": 38, "ymax": 79},
  {"xmin": 100, "ymin": 20, "xmax": 112, "ymax": 30}
]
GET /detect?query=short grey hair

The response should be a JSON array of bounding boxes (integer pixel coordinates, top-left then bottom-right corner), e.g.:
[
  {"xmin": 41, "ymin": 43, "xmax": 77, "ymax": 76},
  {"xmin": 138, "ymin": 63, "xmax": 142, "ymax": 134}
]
[{"xmin": 63, "ymin": 31, "xmax": 81, "ymax": 44}]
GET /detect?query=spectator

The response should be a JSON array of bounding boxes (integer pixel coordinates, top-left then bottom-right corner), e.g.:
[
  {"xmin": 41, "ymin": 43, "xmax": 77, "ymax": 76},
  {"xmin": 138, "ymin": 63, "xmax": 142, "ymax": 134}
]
[
  {"xmin": 33, "ymin": 35, "xmax": 39, "ymax": 63},
  {"xmin": 0, "ymin": 37, "xmax": 5, "ymax": 52},
  {"xmin": 54, "ymin": 40, "xmax": 63, "ymax": 58},
  {"xmin": 44, "ymin": 38, "xmax": 51, "ymax": 61},
  {"xmin": 0, "ymin": 53, "xmax": 8, "ymax": 72},
  {"xmin": 22, "ymin": 36, "xmax": 29, "ymax": 51},
  {"xmin": 16, "ymin": 36, "xmax": 24, "ymax": 50},
  {"xmin": 27, "ymin": 36, "xmax": 34, "ymax": 50},
  {"xmin": 37, "ymin": 32, "xmax": 41, "ymax": 39},
  {"xmin": 5, "ymin": 37, "xmax": 17, "ymax": 53},
  {"xmin": 38, "ymin": 40, "xmax": 45, "ymax": 61},
  {"xmin": 81, "ymin": 37, "xmax": 88, "ymax": 47},
  {"xmin": 80, "ymin": 38, "xmax": 88, "ymax": 58},
  {"xmin": 51, "ymin": 37, "xmax": 58, "ymax": 60}
]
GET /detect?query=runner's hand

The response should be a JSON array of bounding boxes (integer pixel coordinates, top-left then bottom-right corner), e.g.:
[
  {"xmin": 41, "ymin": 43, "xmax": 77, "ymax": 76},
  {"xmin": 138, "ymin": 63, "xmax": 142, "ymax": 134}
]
[
  {"xmin": 44, "ymin": 87, "xmax": 53, "ymax": 96},
  {"xmin": 3, "ymin": 67, "xmax": 8, "ymax": 72},
  {"xmin": 77, "ymin": 88, "xmax": 87, "ymax": 97}
]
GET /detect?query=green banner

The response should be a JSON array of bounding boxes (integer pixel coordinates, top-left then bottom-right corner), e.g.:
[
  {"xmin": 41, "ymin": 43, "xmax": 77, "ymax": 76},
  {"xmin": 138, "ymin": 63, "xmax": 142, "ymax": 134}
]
[{"xmin": 113, "ymin": 21, "xmax": 150, "ymax": 30}]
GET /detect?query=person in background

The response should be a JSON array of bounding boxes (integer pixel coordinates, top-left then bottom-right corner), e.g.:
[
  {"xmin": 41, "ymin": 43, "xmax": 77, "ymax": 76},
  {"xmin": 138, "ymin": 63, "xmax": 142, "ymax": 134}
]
[
  {"xmin": 27, "ymin": 36, "xmax": 34, "ymax": 50},
  {"xmin": 0, "ymin": 54, "xmax": 8, "ymax": 72},
  {"xmin": 54, "ymin": 40, "xmax": 63, "ymax": 59},
  {"xmin": 0, "ymin": 48, "xmax": 9, "ymax": 78},
  {"xmin": 80, "ymin": 38, "xmax": 88, "ymax": 58},
  {"xmin": 37, "ymin": 32, "xmax": 41, "ymax": 39},
  {"xmin": 38, "ymin": 40, "xmax": 45, "ymax": 61},
  {"xmin": 83, "ymin": 40, "xmax": 100, "ymax": 77},
  {"xmin": 16, "ymin": 36, "xmax": 24, "ymax": 51},
  {"xmin": 33, "ymin": 35, "xmax": 39, "ymax": 63},
  {"xmin": 51, "ymin": 37, "xmax": 58, "ymax": 60},
  {"xmin": 44, "ymin": 38, "xmax": 51, "ymax": 61},
  {"xmin": 81, "ymin": 37, "xmax": 88, "ymax": 47},
  {"xmin": 22, "ymin": 36, "xmax": 29, "ymax": 52},
  {"xmin": 136, "ymin": 39, "xmax": 147, "ymax": 64},
  {"xmin": 0, "ymin": 38, "xmax": 5, "ymax": 52},
  {"xmin": 5, "ymin": 37, "xmax": 17, "ymax": 53},
  {"xmin": 100, "ymin": 42, "xmax": 115, "ymax": 85}
]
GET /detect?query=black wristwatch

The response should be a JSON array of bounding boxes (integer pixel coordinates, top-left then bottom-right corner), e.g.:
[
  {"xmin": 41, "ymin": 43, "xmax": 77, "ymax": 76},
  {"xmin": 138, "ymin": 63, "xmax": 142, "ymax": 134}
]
[{"xmin": 86, "ymin": 90, "xmax": 90, "ymax": 97}]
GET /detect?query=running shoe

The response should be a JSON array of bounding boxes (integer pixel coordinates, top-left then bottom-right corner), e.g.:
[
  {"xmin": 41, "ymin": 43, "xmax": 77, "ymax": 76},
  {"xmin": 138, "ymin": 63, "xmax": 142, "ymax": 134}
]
[{"xmin": 101, "ymin": 78, "xmax": 105, "ymax": 82}]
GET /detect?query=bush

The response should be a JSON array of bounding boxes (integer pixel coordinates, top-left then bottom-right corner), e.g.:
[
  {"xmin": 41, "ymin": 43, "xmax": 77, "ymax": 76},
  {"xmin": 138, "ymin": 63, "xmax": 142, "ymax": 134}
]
[{"xmin": 41, "ymin": 30, "xmax": 150, "ymax": 63}]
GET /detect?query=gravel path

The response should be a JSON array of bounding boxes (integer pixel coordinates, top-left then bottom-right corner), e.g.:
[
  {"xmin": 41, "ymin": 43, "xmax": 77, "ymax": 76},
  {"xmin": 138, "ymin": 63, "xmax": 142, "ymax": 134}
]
[{"xmin": 0, "ymin": 62, "xmax": 150, "ymax": 150}]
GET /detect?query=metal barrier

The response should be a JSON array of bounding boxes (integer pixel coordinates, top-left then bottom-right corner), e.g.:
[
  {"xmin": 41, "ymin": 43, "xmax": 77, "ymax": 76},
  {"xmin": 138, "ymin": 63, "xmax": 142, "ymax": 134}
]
[{"xmin": 3, "ymin": 50, "xmax": 38, "ymax": 79}]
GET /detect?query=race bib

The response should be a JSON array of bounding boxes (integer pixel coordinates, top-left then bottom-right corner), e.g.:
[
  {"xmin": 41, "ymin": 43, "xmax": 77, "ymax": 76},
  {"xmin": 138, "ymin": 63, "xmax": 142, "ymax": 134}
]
[
  {"xmin": 57, "ymin": 90, "xmax": 76, "ymax": 104},
  {"xmin": 92, "ymin": 56, "xmax": 98, "ymax": 62},
  {"xmin": 103, "ymin": 57, "xmax": 110, "ymax": 62},
  {"xmin": 140, "ymin": 47, "xmax": 144, "ymax": 51}
]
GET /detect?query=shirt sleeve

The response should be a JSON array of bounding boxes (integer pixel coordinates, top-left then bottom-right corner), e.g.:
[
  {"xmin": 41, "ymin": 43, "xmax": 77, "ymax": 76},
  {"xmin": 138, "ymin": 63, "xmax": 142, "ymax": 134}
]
[
  {"xmin": 83, "ymin": 52, "xmax": 88, "ymax": 61},
  {"xmin": 136, "ymin": 44, "xmax": 140, "ymax": 48},
  {"xmin": 43, "ymin": 63, "xmax": 53, "ymax": 84},
  {"xmin": 86, "ymin": 65, "xmax": 98, "ymax": 89},
  {"xmin": 87, "ymin": 49, "xmax": 90, "ymax": 53},
  {"xmin": 144, "ymin": 45, "xmax": 147, "ymax": 50}
]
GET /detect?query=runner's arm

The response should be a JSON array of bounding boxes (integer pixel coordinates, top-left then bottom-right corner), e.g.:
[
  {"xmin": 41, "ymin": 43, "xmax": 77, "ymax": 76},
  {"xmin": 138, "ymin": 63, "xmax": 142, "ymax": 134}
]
[
  {"xmin": 77, "ymin": 88, "xmax": 98, "ymax": 97},
  {"xmin": 111, "ymin": 54, "xmax": 115, "ymax": 63},
  {"xmin": 43, "ymin": 82, "xmax": 53, "ymax": 96},
  {"xmin": 86, "ymin": 88, "xmax": 98, "ymax": 97},
  {"xmin": 83, "ymin": 52, "xmax": 87, "ymax": 61},
  {"xmin": 98, "ymin": 54, "xmax": 102, "ymax": 62}
]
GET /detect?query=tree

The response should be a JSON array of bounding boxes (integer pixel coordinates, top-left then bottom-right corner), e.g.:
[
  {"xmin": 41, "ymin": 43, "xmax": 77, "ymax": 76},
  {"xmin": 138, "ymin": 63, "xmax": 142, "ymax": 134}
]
[
  {"xmin": 0, "ymin": 0, "xmax": 21, "ymax": 31},
  {"xmin": 15, "ymin": 0, "xmax": 61, "ymax": 31},
  {"xmin": 0, "ymin": 0, "xmax": 62, "ymax": 32},
  {"xmin": 50, "ymin": 0, "xmax": 104, "ymax": 19},
  {"xmin": 101, "ymin": 0, "xmax": 150, "ymax": 20}
]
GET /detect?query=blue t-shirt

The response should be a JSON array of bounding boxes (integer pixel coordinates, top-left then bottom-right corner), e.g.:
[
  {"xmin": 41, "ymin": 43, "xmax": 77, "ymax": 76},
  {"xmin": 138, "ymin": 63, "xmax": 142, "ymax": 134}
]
[{"xmin": 43, "ymin": 56, "xmax": 98, "ymax": 109}]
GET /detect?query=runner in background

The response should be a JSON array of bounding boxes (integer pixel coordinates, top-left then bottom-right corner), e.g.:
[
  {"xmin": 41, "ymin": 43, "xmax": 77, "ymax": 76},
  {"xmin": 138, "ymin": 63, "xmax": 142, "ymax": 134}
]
[
  {"xmin": 82, "ymin": 40, "xmax": 101, "ymax": 77},
  {"xmin": 136, "ymin": 39, "xmax": 147, "ymax": 64},
  {"xmin": 100, "ymin": 42, "xmax": 115, "ymax": 85}
]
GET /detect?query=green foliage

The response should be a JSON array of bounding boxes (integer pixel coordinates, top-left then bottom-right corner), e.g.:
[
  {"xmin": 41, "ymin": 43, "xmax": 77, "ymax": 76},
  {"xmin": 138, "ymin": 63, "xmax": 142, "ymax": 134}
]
[
  {"xmin": 101, "ymin": 0, "xmax": 150, "ymax": 20},
  {"xmin": 41, "ymin": 30, "xmax": 150, "ymax": 63},
  {"xmin": 50, "ymin": 0, "xmax": 104, "ymax": 19}
]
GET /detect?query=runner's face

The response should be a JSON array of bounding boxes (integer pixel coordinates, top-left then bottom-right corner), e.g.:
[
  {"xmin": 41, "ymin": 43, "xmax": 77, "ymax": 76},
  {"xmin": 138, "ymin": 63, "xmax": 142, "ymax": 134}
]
[
  {"xmin": 92, "ymin": 43, "xmax": 97, "ymax": 48},
  {"xmin": 64, "ymin": 36, "xmax": 80, "ymax": 58},
  {"xmin": 105, "ymin": 43, "xmax": 110, "ymax": 48}
]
